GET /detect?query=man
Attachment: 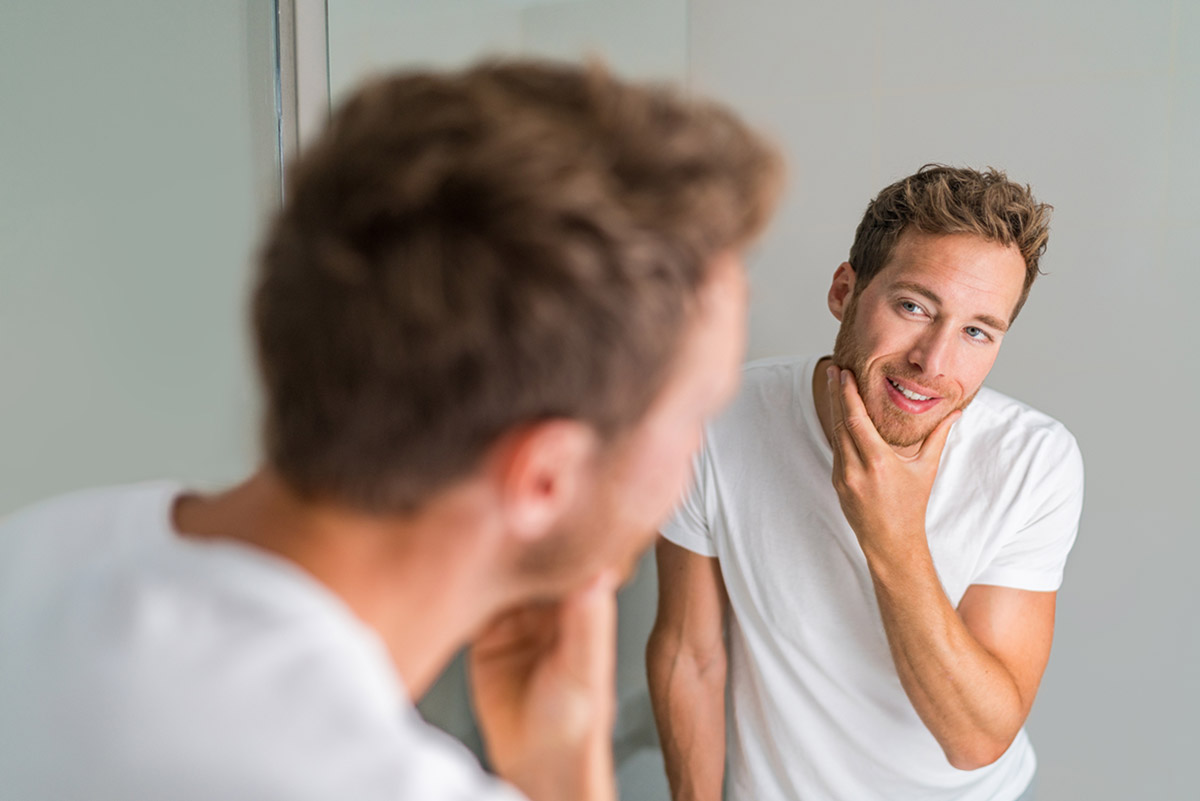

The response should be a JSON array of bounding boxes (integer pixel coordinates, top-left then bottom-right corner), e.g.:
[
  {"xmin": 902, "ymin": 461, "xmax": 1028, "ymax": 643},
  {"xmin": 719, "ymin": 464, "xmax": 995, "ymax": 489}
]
[
  {"xmin": 0, "ymin": 61, "xmax": 781, "ymax": 801},
  {"xmin": 648, "ymin": 165, "xmax": 1083, "ymax": 801}
]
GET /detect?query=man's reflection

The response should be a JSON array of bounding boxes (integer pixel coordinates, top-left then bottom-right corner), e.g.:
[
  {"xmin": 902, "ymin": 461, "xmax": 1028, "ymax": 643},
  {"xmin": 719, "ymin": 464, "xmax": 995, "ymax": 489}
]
[{"xmin": 649, "ymin": 165, "xmax": 1083, "ymax": 801}]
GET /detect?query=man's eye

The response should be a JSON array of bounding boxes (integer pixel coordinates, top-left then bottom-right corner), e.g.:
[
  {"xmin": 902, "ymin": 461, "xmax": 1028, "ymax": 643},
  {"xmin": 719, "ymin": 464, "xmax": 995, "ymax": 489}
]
[
  {"xmin": 900, "ymin": 301, "xmax": 924, "ymax": 315},
  {"xmin": 965, "ymin": 326, "xmax": 990, "ymax": 341}
]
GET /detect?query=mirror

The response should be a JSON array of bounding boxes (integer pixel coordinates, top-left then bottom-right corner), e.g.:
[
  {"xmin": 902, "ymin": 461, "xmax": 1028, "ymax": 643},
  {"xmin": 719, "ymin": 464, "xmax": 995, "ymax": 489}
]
[{"xmin": 311, "ymin": 3, "xmax": 1200, "ymax": 800}]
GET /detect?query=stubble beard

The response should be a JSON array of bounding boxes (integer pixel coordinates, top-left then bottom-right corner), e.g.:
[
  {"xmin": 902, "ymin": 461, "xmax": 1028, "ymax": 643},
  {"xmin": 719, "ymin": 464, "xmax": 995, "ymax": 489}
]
[{"xmin": 831, "ymin": 299, "xmax": 976, "ymax": 449}]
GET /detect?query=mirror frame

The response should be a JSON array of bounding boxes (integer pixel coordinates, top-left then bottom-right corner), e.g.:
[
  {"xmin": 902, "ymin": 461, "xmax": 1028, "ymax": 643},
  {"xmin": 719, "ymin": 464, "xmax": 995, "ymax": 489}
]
[{"xmin": 274, "ymin": 0, "xmax": 330, "ymax": 201}]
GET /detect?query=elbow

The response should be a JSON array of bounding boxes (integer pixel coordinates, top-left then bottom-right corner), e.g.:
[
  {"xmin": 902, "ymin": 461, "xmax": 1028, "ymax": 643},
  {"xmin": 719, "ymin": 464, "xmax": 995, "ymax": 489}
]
[
  {"xmin": 645, "ymin": 628, "xmax": 727, "ymax": 690},
  {"xmin": 644, "ymin": 626, "xmax": 673, "ymax": 676},
  {"xmin": 644, "ymin": 628, "xmax": 677, "ymax": 693},
  {"xmin": 944, "ymin": 735, "xmax": 1015, "ymax": 772}
]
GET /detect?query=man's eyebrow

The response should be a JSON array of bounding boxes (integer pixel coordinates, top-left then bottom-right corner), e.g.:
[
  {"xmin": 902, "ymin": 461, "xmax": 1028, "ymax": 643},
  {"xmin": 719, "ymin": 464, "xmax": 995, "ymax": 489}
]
[
  {"xmin": 890, "ymin": 281, "xmax": 1010, "ymax": 333},
  {"xmin": 892, "ymin": 281, "xmax": 942, "ymax": 306},
  {"xmin": 974, "ymin": 312, "xmax": 1010, "ymax": 333}
]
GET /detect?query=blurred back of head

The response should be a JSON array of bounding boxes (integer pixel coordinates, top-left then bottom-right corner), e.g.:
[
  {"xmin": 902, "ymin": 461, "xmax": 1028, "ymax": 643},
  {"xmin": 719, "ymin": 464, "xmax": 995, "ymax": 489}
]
[{"xmin": 254, "ymin": 59, "xmax": 782, "ymax": 514}]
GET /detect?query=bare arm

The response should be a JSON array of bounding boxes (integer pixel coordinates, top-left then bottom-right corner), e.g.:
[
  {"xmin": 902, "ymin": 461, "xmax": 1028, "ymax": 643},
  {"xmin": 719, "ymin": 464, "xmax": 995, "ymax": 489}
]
[
  {"xmin": 646, "ymin": 538, "xmax": 728, "ymax": 801},
  {"xmin": 828, "ymin": 366, "xmax": 1056, "ymax": 769},
  {"xmin": 868, "ymin": 559, "xmax": 1055, "ymax": 769}
]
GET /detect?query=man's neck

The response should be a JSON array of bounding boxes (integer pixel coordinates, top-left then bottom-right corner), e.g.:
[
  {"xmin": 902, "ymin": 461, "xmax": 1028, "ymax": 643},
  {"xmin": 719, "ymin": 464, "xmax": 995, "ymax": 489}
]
[
  {"xmin": 812, "ymin": 355, "xmax": 837, "ymax": 449},
  {"xmin": 171, "ymin": 471, "xmax": 506, "ymax": 697}
]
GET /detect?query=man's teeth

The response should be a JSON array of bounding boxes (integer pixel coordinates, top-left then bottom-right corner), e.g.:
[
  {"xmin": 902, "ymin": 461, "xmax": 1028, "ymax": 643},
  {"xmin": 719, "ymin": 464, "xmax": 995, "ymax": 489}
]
[{"xmin": 889, "ymin": 378, "xmax": 931, "ymax": 401}]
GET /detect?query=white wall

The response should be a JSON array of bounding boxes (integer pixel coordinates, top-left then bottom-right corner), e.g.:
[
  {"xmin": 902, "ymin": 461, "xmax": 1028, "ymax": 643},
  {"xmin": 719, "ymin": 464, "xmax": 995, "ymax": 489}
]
[
  {"xmin": 689, "ymin": 1, "xmax": 1199, "ymax": 798},
  {"xmin": 0, "ymin": 1, "xmax": 278, "ymax": 513}
]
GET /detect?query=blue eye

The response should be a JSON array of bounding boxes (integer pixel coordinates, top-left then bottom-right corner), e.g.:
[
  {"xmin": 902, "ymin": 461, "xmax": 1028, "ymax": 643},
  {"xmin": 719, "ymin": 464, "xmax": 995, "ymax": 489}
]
[
  {"xmin": 965, "ymin": 326, "xmax": 989, "ymax": 341},
  {"xmin": 900, "ymin": 300, "xmax": 924, "ymax": 315}
]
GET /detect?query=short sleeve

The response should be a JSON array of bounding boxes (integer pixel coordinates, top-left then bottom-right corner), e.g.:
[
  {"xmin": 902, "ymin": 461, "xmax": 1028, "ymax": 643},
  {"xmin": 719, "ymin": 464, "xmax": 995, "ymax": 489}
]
[
  {"xmin": 973, "ymin": 430, "xmax": 1084, "ymax": 591},
  {"xmin": 659, "ymin": 434, "xmax": 718, "ymax": 558}
]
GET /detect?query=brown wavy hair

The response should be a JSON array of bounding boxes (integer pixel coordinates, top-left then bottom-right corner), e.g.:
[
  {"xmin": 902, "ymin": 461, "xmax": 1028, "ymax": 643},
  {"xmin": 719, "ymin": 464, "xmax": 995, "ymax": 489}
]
[
  {"xmin": 253, "ymin": 60, "xmax": 782, "ymax": 513},
  {"xmin": 848, "ymin": 164, "xmax": 1052, "ymax": 321}
]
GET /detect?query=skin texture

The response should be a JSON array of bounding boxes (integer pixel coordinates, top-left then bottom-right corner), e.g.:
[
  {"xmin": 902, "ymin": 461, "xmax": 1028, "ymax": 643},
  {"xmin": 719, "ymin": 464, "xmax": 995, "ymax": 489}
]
[
  {"xmin": 175, "ymin": 252, "xmax": 749, "ymax": 801},
  {"xmin": 649, "ymin": 231, "xmax": 1060, "ymax": 799}
]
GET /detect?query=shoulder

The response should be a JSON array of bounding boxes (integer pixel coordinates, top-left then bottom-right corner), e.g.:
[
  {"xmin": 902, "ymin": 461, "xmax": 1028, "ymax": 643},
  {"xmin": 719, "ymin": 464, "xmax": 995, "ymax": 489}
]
[
  {"xmin": 718, "ymin": 355, "xmax": 812, "ymax": 424},
  {"xmin": 154, "ymin": 564, "xmax": 524, "ymax": 800},
  {"xmin": 1, "ymin": 480, "xmax": 181, "ymax": 537},
  {"xmin": 0, "ymin": 481, "xmax": 182, "ymax": 611},
  {"xmin": 704, "ymin": 354, "xmax": 815, "ymax": 451},
  {"xmin": 2, "ymin": 539, "xmax": 526, "ymax": 801},
  {"xmin": 740, "ymin": 354, "xmax": 811, "ymax": 391},
  {"xmin": 956, "ymin": 388, "xmax": 1083, "ymax": 484},
  {"xmin": 965, "ymin": 388, "xmax": 1080, "ymax": 453},
  {"xmin": 202, "ymin": 607, "xmax": 519, "ymax": 799}
]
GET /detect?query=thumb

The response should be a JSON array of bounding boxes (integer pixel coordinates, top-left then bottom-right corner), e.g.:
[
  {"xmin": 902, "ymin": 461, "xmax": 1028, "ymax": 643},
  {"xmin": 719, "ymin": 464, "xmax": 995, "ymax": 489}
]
[{"xmin": 918, "ymin": 410, "xmax": 961, "ymax": 465}]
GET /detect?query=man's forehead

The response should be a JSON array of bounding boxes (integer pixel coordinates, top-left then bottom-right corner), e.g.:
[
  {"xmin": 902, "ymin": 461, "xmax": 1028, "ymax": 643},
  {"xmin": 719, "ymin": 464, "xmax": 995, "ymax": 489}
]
[{"xmin": 876, "ymin": 232, "xmax": 1025, "ymax": 326}]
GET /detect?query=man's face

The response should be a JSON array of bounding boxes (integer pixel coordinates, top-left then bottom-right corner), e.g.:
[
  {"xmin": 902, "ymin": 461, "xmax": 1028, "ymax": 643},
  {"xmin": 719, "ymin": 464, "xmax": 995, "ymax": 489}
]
[
  {"xmin": 830, "ymin": 230, "xmax": 1026, "ymax": 451},
  {"xmin": 548, "ymin": 253, "xmax": 748, "ymax": 585}
]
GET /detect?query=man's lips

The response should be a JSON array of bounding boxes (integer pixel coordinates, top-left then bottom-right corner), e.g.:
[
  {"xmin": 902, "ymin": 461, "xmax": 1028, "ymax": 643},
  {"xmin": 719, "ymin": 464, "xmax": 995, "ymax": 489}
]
[{"xmin": 883, "ymin": 375, "xmax": 942, "ymax": 413}]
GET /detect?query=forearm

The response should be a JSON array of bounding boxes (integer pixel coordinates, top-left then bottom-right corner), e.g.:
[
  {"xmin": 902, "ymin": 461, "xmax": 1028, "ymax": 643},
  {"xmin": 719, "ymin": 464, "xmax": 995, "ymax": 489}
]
[
  {"xmin": 865, "ymin": 544, "xmax": 1026, "ymax": 770},
  {"xmin": 646, "ymin": 637, "xmax": 726, "ymax": 801}
]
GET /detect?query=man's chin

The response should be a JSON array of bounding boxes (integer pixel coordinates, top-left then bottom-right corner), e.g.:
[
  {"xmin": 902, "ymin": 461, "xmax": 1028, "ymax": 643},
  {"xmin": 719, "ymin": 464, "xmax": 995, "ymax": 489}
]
[
  {"xmin": 870, "ymin": 407, "xmax": 944, "ymax": 450},
  {"xmin": 877, "ymin": 426, "xmax": 929, "ymax": 450},
  {"xmin": 875, "ymin": 402, "xmax": 970, "ymax": 449}
]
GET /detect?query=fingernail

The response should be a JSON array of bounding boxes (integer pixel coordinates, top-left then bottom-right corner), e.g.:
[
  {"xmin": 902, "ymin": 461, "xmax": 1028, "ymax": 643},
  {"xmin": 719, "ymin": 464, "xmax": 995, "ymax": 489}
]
[
  {"xmin": 826, "ymin": 365, "xmax": 836, "ymax": 381},
  {"xmin": 840, "ymin": 370, "xmax": 849, "ymax": 384}
]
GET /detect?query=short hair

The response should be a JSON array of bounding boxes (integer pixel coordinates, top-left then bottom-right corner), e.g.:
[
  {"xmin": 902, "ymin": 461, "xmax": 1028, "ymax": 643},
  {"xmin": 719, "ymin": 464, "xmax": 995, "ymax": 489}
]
[
  {"xmin": 847, "ymin": 164, "xmax": 1052, "ymax": 321},
  {"xmin": 253, "ymin": 60, "xmax": 782, "ymax": 513}
]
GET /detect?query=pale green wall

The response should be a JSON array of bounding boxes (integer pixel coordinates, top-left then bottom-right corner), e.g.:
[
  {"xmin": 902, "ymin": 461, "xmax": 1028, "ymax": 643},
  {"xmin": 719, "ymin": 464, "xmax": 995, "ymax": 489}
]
[{"xmin": 0, "ymin": 1, "xmax": 279, "ymax": 513}]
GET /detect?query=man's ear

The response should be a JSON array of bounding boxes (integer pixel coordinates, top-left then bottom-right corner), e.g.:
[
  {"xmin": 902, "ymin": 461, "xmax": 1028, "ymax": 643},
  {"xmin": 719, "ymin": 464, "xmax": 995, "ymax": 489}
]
[
  {"xmin": 828, "ymin": 262, "xmax": 857, "ymax": 322},
  {"xmin": 493, "ymin": 420, "xmax": 597, "ymax": 543}
]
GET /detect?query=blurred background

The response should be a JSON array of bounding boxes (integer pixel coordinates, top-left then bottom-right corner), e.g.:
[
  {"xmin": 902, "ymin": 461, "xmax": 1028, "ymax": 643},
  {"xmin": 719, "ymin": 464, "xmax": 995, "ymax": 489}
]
[{"xmin": 2, "ymin": 1, "xmax": 1197, "ymax": 798}]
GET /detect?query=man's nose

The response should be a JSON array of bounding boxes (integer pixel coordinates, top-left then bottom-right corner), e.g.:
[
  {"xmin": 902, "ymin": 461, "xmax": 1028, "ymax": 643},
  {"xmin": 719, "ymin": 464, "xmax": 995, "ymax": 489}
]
[{"xmin": 907, "ymin": 323, "xmax": 954, "ymax": 377}]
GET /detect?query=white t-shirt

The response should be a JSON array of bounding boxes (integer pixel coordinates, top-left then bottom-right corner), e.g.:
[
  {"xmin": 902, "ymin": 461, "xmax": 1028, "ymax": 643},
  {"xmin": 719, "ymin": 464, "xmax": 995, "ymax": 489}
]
[
  {"xmin": 0, "ymin": 482, "xmax": 527, "ymax": 801},
  {"xmin": 662, "ymin": 355, "xmax": 1084, "ymax": 801}
]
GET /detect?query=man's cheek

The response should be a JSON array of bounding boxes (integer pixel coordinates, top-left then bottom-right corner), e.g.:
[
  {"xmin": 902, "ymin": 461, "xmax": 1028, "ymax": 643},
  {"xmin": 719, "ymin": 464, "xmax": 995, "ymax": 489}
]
[{"xmin": 646, "ymin": 441, "xmax": 694, "ymax": 524}]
